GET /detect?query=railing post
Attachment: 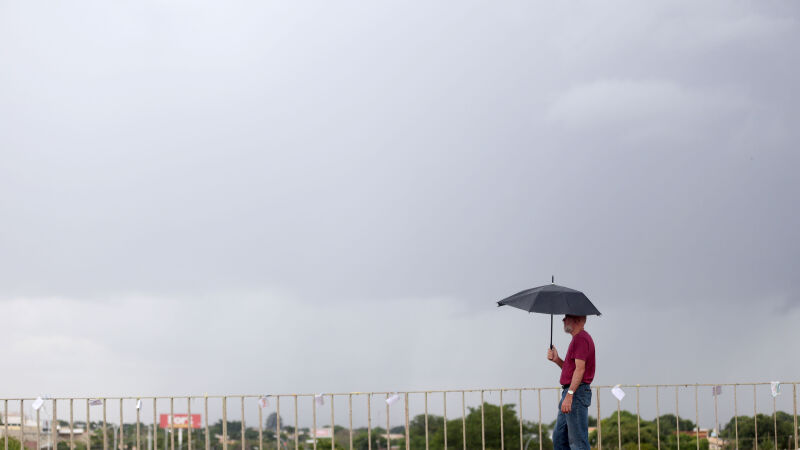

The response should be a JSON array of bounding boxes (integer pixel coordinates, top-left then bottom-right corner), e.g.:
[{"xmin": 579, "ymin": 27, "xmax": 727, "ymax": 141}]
[
  {"xmin": 153, "ymin": 399, "xmax": 157, "ymax": 450},
  {"xmin": 617, "ymin": 396, "xmax": 621, "ymax": 450},
  {"xmin": 443, "ymin": 392, "xmax": 448, "ymax": 450},
  {"xmin": 734, "ymin": 385, "xmax": 739, "ymax": 450},
  {"xmin": 349, "ymin": 394, "xmax": 354, "ymax": 450},
  {"xmin": 385, "ymin": 393, "xmax": 390, "ymax": 450},
  {"xmin": 169, "ymin": 398, "xmax": 174, "ymax": 450},
  {"xmin": 518, "ymin": 390, "xmax": 522, "ymax": 450},
  {"xmin": 222, "ymin": 397, "xmax": 227, "ymax": 450},
  {"xmin": 538, "ymin": 389, "xmax": 543, "ymax": 450},
  {"xmin": 187, "ymin": 398, "xmax": 191, "ymax": 450},
  {"xmin": 461, "ymin": 391, "xmax": 466, "ymax": 450},
  {"xmin": 597, "ymin": 387, "xmax": 602, "ymax": 450},
  {"xmin": 257, "ymin": 397, "xmax": 262, "ymax": 450},
  {"xmin": 695, "ymin": 385, "xmax": 699, "ymax": 450},
  {"xmin": 793, "ymin": 383, "xmax": 798, "ymax": 450},
  {"xmin": 52, "ymin": 399, "xmax": 58, "ymax": 450},
  {"xmin": 480, "ymin": 390, "xmax": 485, "ymax": 450},
  {"xmin": 136, "ymin": 399, "xmax": 140, "ymax": 450},
  {"xmin": 36, "ymin": 403, "xmax": 40, "ymax": 450},
  {"xmin": 772, "ymin": 395, "xmax": 777, "ymax": 450},
  {"xmin": 425, "ymin": 392, "xmax": 429, "ymax": 450},
  {"xmin": 20, "ymin": 401, "xmax": 25, "ymax": 450},
  {"xmin": 655, "ymin": 387, "xmax": 660, "ymax": 450},
  {"xmin": 204, "ymin": 396, "xmax": 209, "ymax": 450},
  {"xmin": 499, "ymin": 390, "xmax": 504, "ymax": 450},
  {"xmin": 70, "ymin": 398, "xmax": 76, "ymax": 450},
  {"xmin": 240, "ymin": 397, "xmax": 245, "ymax": 450},
  {"xmin": 119, "ymin": 399, "xmax": 124, "ymax": 450},
  {"xmin": 103, "ymin": 399, "xmax": 107, "ymax": 450},
  {"xmin": 714, "ymin": 386, "xmax": 719, "ymax": 440},
  {"xmin": 312, "ymin": 395, "xmax": 317, "ymax": 450},
  {"xmin": 4, "ymin": 399, "xmax": 9, "ymax": 450},
  {"xmin": 366, "ymin": 394, "xmax": 371, "ymax": 450},
  {"xmin": 636, "ymin": 386, "xmax": 641, "ymax": 450},
  {"xmin": 754, "ymin": 385, "xmax": 758, "ymax": 450},
  {"xmin": 675, "ymin": 386, "xmax": 679, "ymax": 450},
  {"xmin": 277, "ymin": 396, "xmax": 282, "ymax": 450},
  {"xmin": 404, "ymin": 393, "xmax": 409, "ymax": 450}
]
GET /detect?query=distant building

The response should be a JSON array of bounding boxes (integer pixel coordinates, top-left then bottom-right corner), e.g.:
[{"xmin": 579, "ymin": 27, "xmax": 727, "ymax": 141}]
[
  {"xmin": 2, "ymin": 413, "xmax": 38, "ymax": 428},
  {"xmin": 681, "ymin": 428, "xmax": 709, "ymax": 439},
  {"xmin": 2, "ymin": 412, "xmax": 86, "ymax": 450},
  {"xmin": 304, "ymin": 427, "xmax": 333, "ymax": 445},
  {"xmin": 57, "ymin": 426, "xmax": 85, "ymax": 436},
  {"xmin": 707, "ymin": 436, "xmax": 726, "ymax": 450}
]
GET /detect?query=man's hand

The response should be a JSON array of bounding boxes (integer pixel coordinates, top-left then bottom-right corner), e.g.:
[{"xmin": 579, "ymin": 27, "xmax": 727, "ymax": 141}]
[
  {"xmin": 561, "ymin": 394, "xmax": 573, "ymax": 414},
  {"xmin": 547, "ymin": 347, "xmax": 563, "ymax": 367}
]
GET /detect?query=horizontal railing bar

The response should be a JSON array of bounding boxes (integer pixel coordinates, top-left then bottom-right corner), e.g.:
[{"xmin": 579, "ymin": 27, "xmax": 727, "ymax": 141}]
[{"xmin": 3, "ymin": 382, "xmax": 795, "ymax": 401}]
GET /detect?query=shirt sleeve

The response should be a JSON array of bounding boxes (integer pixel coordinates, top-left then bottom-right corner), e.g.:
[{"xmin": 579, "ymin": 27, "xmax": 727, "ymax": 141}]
[{"xmin": 572, "ymin": 335, "xmax": 590, "ymax": 361}]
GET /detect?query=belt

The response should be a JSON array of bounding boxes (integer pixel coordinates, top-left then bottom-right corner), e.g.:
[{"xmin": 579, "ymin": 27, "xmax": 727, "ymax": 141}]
[{"xmin": 562, "ymin": 383, "xmax": 590, "ymax": 389}]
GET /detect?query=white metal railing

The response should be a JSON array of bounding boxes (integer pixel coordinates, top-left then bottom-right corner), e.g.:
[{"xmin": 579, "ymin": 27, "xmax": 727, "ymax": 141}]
[{"xmin": 1, "ymin": 382, "xmax": 798, "ymax": 450}]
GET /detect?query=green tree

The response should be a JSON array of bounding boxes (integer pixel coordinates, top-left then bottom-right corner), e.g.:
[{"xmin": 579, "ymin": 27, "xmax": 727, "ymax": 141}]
[
  {"xmin": 1, "ymin": 436, "xmax": 21, "ymax": 450},
  {"xmin": 720, "ymin": 412, "xmax": 796, "ymax": 450},
  {"xmin": 313, "ymin": 438, "xmax": 345, "ymax": 449},
  {"xmin": 405, "ymin": 413, "xmax": 444, "ymax": 448},
  {"xmin": 656, "ymin": 414, "xmax": 696, "ymax": 433},
  {"xmin": 589, "ymin": 410, "xmax": 707, "ymax": 450},
  {"xmin": 592, "ymin": 410, "xmax": 653, "ymax": 448},
  {"xmin": 351, "ymin": 428, "xmax": 383, "ymax": 450},
  {"xmin": 396, "ymin": 402, "xmax": 552, "ymax": 450},
  {"xmin": 58, "ymin": 442, "xmax": 88, "ymax": 450}
]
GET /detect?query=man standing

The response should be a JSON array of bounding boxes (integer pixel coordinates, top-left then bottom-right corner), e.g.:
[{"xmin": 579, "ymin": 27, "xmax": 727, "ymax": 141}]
[{"xmin": 546, "ymin": 314, "xmax": 596, "ymax": 450}]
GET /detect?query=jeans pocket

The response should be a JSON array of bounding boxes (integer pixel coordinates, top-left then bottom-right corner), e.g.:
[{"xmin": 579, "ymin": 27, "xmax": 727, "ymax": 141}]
[{"xmin": 578, "ymin": 387, "xmax": 592, "ymax": 408}]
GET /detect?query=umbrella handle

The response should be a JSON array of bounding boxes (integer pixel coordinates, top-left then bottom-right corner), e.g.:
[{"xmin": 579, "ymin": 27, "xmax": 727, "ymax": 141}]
[{"xmin": 550, "ymin": 314, "xmax": 553, "ymax": 349}]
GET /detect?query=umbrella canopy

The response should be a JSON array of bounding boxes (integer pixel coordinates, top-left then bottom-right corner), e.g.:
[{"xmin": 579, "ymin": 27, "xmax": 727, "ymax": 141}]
[
  {"xmin": 497, "ymin": 284, "xmax": 601, "ymax": 316},
  {"xmin": 497, "ymin": 282, "xmax": 600, "ymax": 348}
]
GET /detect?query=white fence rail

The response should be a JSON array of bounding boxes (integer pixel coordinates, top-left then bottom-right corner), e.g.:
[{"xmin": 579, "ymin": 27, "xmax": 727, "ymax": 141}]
[{"xmin": 2, "ymin": 382, "xmax": 798, "ymax": 450}]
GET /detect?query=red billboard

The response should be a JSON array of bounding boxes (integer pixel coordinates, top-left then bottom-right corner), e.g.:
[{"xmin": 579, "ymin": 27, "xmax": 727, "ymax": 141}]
[{"xmin": 159, "ymin": 414, "xmax": 202, "ymax": 429}]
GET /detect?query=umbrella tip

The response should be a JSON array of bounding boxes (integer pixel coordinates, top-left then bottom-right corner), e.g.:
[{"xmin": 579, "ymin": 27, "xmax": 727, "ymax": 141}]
[{"xmin": 551, "ymin": 275, "xmax": 554, "ymax": 284}]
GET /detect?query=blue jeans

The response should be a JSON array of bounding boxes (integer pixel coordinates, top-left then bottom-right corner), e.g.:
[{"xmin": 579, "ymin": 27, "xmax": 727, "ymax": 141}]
[{"xmin": 553, "ymin": 384, "xmax": 592, "ymax": 450}]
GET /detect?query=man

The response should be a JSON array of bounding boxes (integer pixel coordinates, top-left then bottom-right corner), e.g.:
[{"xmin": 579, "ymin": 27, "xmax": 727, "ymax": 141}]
[{"xmin": 546, "ymin": 314, "xmax": 596, "ymax": 450}]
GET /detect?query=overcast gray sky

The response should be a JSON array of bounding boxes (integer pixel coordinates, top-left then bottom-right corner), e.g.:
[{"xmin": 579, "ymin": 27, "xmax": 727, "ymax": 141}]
[{"xmin": 1, "ymin": 0, "xmax": 799, "ymax": 426}]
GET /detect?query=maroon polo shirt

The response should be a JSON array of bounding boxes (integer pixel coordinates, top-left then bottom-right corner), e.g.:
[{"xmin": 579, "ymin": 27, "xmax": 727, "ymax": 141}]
[{"xmin": 559, "ymin": 329, "xmax": 595, "ymax": 386}]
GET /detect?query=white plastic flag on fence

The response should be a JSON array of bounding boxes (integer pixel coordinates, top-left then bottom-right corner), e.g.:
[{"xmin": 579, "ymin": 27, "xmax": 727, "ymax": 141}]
[
  {"xmin": 712, "ymin": 386, "xmax": 722, "ymax": 396},
  {"xmin": 611, "ymin": 385, "xmax": 625, "ymax": 401},
  {"xmin": 259, "ymin": 396, "xmax": 270, "ymax": 408},
  {"xmin": 386, "ymin": 394, "xmax": 400, "ymax": 406},
  {"xmin": 136, "ymin": 399, "xmax": 142, "ymax": 410},
  {"xmin": 315, "ymin": 394, "xmax": 325, "ymax": 406},
  {"xmin": 770, "ymin": 381, "xmax": 781, "ymax": 398},
  {"xmin": 89, "ymin": 399, "xmax": 103, "ymax": 406},
  {"xmin": 32, "ymin": 397, "xmax": 44, "ymax": 411}
]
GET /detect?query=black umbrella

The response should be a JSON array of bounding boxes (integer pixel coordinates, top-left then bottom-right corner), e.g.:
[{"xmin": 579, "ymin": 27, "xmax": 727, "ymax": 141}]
[{"xmin": 497, "ymin": 277, "xmax": 601, "ymax": 348}]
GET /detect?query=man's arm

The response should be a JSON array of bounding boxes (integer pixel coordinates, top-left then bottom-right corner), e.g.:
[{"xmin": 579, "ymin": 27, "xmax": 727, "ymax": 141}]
[
  {"xmin": 561, "ymin": 359, "xmax": 585, "ymax": 414},
  {"xmin": 568, "ymin": 358, "xmax": 586, "ymax": 393}
]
